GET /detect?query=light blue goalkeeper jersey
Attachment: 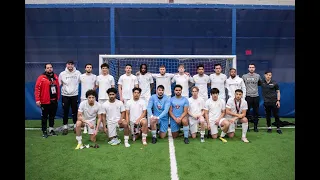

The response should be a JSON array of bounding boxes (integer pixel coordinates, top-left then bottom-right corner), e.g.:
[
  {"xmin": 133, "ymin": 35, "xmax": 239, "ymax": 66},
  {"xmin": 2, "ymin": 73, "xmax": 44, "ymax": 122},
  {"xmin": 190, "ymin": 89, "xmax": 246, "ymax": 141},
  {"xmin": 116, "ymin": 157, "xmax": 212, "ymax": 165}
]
[{"xmin": 147, "ymin": 94, "xmax": 171, "ymax": 121}]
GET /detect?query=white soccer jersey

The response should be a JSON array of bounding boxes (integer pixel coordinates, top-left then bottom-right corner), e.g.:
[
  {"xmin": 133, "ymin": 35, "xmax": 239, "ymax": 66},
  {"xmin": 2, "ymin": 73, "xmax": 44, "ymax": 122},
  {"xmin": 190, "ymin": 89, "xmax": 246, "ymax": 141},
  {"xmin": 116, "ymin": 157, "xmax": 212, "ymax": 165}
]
[
  {"xmin": 172, "ymin": 74, "xmax": 191, "ymax": 97},
  {"xmin": 78, "ymin": 100, "xmax": 103, "ymax": 122},
  {"xmin": 225, "ymin": 75, "xmax": 246, "ymax": 99},
  {"xmin": 188, "ymin": 97, "xmax": 205, "ymax": 121},
  {"xmin": 96, "ymin": 74, "xmax": 115, "ymax": 100},
  {"xmin": 125, "ymin": 99, "xmax": 147, "ymax": 123},
  {"xmin": 101, "ymin": 100, "xmax": 126, "ymax": 124},
  {"xmin": 80, "ymin": 73, "xmax": 97, "ymax": 100},
  {"xmin": 191, "ymin": 74, "xmax": 210, "ymax": 100},
  {"xmin": 137, "ymin": 73, "xmax": 154, "ymax": 99},
  {"xmin": 204, "ymin": 98, "xmax": 226, "ymax": 123},
  {"xmin": 225, "ymin": 98, "xmax": 248, "ymax": 119},
  {"xmin": 118, "ymin": 74, "xmax": 138, "ymax": 100},
  {"xmin": 152, "ymin": 73, "xmax": 175, "ymax": 96},
  {"xmin": 209, "ymin": 73, "xmax": 227, "ymax": 100}
]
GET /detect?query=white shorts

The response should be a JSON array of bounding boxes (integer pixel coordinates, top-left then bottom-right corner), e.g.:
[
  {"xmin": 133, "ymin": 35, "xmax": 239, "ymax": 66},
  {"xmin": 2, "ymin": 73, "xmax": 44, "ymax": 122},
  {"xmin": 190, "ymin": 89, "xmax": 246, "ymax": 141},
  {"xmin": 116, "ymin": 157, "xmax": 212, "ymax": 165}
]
[
  {"xmin": 209, "ymin": 118, "xmax": 226, "ymax": 135},
  {"xmin": 107, "ymin": 122, "xmax": 118, "ymax": 138},
  {"xmin": 86, "ymin": 120, "xmax": 96, "ymax": 135},
  {"xmin": 98, "ymin": 99, "xmax": 107, "ymax": 105},
  {"xmin": 189, "ymin": 118, "xmax": 205, "ymax": 134}
]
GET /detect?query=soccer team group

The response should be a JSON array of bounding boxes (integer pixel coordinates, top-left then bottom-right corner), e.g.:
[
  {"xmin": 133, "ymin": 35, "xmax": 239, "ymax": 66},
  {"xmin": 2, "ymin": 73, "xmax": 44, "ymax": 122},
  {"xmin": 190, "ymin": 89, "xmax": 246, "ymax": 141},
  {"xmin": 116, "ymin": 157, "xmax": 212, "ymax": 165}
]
[{"xmin": 34, "ymin": 60, "xmax": 281, "ymax": 149}]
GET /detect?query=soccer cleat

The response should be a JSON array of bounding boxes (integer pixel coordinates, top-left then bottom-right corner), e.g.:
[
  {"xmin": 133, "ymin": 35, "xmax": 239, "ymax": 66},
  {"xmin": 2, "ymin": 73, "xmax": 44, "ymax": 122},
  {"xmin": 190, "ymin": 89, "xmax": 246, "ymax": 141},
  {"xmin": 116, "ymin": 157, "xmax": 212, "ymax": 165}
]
[
  {"xmin": 125, "ymin": 143, "xmax": 131, "ymax": 148},
  {"xmin": 111, "ymin": 139, "xmax": 121, "ymax": 146},
  {"xmin": 75, "ymin": 144, "xmax": 84, "ymax": 150},
  {"xmin": 108, "ymin": 139, "xmax": 115, "ymax": 144},
  {"xmin": 49, "ymin": 130, "xmax": 57, "ymax": 136},
  {"xmin": 267, "ymin": 128, "xmax": 272, "ymax": 133},
  {"xmin": 200, "ymin": 138, "xmax": 205, "ymax": 143},
  {"xmin": 152, "ymin": 137, "xmax": 157, "ymax": 144},
  {"xmin": 241, "ymin": 137, "xmax": 249, "ymax": 143},
  {"xmin": 277, "ymin": 129, "xmax": 282, "ymax": 134},
  {"xmin": 142, "ymin": 139, "xmax": 147, "ymax": 146},
  {"xmin": 42, "ymin": 131, "xmax": 48, "ymax": 138},
  {"xmin": 219, "ymin": 137, "xmax": 227, "ymax": 143},
  {"xmin": 184, "ymin": 138, "xmax": 190, "ymax": 144},
  {"xmin": 62, "ymin": 129, "xmax": 68, "ymax": 135}
]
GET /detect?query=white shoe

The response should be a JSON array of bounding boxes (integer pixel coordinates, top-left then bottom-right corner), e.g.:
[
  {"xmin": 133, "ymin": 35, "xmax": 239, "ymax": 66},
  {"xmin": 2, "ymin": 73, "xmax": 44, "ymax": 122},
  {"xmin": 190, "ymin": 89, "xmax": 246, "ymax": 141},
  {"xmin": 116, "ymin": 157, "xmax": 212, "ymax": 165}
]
[
  {"xmin": 200, "ymin": 138, "xmax": 205, "ymax": 143},
  {"xmin": 142, "ymin": 139, "xmax": 147, "ymax": 145},
  {"xmin": 125, "ymin": 143, "xmax": 131, "ymax": 148},
  {"xmin": 111, "ymin": 139, "xmax": 120, "ymax": 146},
  {"xmin": 242, "ymin": 137, "xmax": 249, "ymax": 143},
  {"xmin": 108, "ymin": 139, "xmax": 115, "ymax": 144}
]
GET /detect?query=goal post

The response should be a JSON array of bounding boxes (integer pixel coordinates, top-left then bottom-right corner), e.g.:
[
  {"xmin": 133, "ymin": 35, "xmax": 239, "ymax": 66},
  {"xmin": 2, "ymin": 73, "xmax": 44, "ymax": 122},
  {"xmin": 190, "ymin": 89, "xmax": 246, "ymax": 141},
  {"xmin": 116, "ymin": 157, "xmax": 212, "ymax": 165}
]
[{"xmin": 98, "ymin": 55, "xmax": 237, "ymax": 79}]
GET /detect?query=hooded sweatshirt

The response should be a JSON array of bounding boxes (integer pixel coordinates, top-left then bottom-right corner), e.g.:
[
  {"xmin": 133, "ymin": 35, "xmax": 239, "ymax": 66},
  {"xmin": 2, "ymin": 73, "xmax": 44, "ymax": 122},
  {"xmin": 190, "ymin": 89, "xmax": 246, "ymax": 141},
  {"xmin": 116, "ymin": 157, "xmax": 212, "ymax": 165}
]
[{"xmin": 59, "ymin": 67, "xmax": 81, "ymax": 96}]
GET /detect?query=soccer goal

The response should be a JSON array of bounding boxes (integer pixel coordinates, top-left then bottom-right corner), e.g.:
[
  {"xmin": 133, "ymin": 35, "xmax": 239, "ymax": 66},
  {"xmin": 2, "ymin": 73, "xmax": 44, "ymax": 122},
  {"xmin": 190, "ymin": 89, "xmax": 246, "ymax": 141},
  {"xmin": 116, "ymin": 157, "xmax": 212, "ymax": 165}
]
[{"xmin": 99, "ymin": 55, "xmax": 236, "ymax": 80}]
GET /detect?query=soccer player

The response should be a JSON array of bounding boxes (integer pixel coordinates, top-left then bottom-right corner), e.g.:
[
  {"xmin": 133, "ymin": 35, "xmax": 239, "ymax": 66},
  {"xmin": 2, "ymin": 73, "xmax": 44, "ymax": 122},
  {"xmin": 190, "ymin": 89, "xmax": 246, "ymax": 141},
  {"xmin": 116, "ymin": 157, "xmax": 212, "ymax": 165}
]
[
  {"xmin": 242, "ymin": 63, "xmax": 262, "ymax": 132},
  {"xmin": 136, "ymin": 64, "xmax": 154, "ymax": 104},
  {"xmin": 95, "ymin": 63, "xmax": 115, "ymax": 131},
  {"xmin": 75, "ymin": 89, "xmax": 103, "ymax": 149},
  {"xmin": 209, "ymin": 64, "xmax": 228, "ymax": 102},
  {"xmin": 204, "ymin": 88, "xmax": 230, "ymax": 142},
  {"xmin": 126, "ymin": 87, "xmax": 148, "ymax": 145},
  {"xmin": 188, "ymin": 86, "xmax": 206, "ymax": 142},
  {"xmin": 223, "ymin": 89, "xmax": 250, "ymax": 143},
  {"xmin": 97, "ymin": 88, "xmax": 131, "ymax": 147},
  {"xmin": 147, "ymin": 85, "xmax": 171, "ymax": 144},
  {"xmin": 261, "ymin": 71, "xmax": 282, "ymax": 134},
  {"xmin": 151, "ymin": 65, "xmax": 175, "ymax": 97},
  {"xmin": 80, "ymin": 63, "xmax": 97, "ymax": 134},
  {"xmin": 58, "ymin": 60, "xmax": 81, "ymax": 135},
  {"xmin": 169, "ymin": 84, "xmax": 190, "ymax": 144},
  {"xmin": 118, "ymin": 64, "xmax": 139, "ymax": 105},
  {"xmin": 190, "ymin": 64, "xmax": 210, "ymax": 101},
  {"xmin": 35, "ymin": 63, "xmax": 60, "ymax": 138},
  {"xmin": 171, "ymin": 64, "xmax": 192, "ymax": 98},
  {"xmin": 225, "ymin": 68, "xmax": 246, "ymax": 101}
]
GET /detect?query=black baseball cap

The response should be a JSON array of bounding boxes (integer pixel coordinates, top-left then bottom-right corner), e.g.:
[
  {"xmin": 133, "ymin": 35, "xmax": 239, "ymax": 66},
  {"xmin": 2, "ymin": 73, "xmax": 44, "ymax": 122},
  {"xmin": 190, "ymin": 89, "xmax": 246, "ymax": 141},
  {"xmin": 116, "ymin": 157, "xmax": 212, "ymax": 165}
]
[{"xmin": 66, "ymin": 60, "xmax": 74, "ymax": 64}]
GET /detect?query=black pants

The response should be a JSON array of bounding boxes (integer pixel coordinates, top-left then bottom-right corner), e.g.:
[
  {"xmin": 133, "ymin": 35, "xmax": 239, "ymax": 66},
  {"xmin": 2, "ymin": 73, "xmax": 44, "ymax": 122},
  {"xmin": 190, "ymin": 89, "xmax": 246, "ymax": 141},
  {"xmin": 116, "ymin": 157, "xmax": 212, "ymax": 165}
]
[
  {"xmin": 41, "ymin": 101, "xmax": 58, "ymax": 132},
  {"xmin": 62, "ymin": 95, "xmax": 78, "ymax": 125},
  {"xmin": 245, "ymin": 96, "xmax": 260, "ymax": 125},
  {"xmin": 264, "ymin": 102, "xmax": 280, "ymax": 128}
]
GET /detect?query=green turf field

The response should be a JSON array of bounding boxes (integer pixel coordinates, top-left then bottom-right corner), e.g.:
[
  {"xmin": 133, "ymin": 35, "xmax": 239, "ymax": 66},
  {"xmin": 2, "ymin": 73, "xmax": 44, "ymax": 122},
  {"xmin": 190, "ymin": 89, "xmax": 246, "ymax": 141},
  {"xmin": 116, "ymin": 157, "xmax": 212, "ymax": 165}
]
[{"xmin": 25, "ymin": 118, "xmax": 295, "ymax": 180}]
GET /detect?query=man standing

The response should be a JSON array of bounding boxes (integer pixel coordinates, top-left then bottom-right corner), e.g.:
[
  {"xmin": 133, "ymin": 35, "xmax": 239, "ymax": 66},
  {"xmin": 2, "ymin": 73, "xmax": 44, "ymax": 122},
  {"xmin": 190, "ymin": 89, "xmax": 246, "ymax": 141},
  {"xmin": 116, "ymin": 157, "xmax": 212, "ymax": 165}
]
[
  {"xmin": 169, "ymin": 85, "xmax": 190, "ymax": 144},
  {"xmin": 261, "ymin": 71, "xmax": 282, "ymax": 134},
  {"xmin": 226, "ymin": 68, "xmax": 246, "ymax": 101},
  {"xmin": 209, "ymin": 64, "xmax": 228, "ymax": 102},
  {"xmin": 136, "ymin": 64, "xmax": 154, "ymax": 104},
  {"xmin": 171, "ymin": 64, "xmax": 192, "ymax": 98},
  {"xmin": 151, "ymin": 65, "xmax": 175, "ymax": 97},
  {"xmin": 35, "ymin": 63, "xmax": 60, "ymax": 138},
  {"xmin": 59, "ymin": 60, "xmax": 81, "ymax": 135},
  {"xmin": 242, "ymin": 63, "xmax": 262, "ymax": 132},
  {"xmin": 80, "ymin": 63, "xmax": 97, "ymax": 134},
  {"xmin": 190, "ymin": 64, "xmax": 210, "ymax": 101},
  {"xmin": 147, "ymin": 85, "xmax": 171, "ymax": 144},
  {"xmin": 118, "ymin": 64, "xmax": 139, "ymax": 106}
]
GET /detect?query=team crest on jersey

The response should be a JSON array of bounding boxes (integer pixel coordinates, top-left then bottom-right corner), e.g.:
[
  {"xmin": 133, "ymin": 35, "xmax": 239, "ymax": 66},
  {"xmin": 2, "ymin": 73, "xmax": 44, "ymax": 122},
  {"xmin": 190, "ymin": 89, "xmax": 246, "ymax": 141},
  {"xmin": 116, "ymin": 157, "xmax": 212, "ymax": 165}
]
[
  {"xmin": 175, "ymin": 105, "xmax": 180, "ymax": 109},
  {"xmin": 157, "ymin": 103, "xmax": 162, "ymax": 109}
]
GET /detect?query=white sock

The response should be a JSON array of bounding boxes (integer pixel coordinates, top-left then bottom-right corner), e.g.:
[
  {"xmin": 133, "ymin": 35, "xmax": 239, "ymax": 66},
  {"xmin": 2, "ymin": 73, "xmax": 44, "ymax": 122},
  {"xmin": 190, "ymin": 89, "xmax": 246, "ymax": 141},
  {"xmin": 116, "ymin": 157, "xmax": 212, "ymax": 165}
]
[
  {"xmin": 268, "ymin": 126, "xmax": 272, "ymax": 129},
  {"xmin": 49, "ymin": 127, "xmax": 54, "ymax": 132},
  {"xmin": 76, "ymin": 136, "xmax": 82, "ymax": 144},
  {"xmin": 151, "ymin": 130, "xmax": 156, "ymax": 138},
  {"xmin": 220, "ymin": 131, "xmax": 226, "ymax": 138},
  {"xmin": 63, "ymin": 125, "xmax": 68, "ymax": 129},
  {"xmin": 200, "ymin": 131, "xmax": 205, "ymax": 138},
  {"xmin": 124, "ymin": 136, "xmax": 129, "ymax": 144},
  {"xmin": 242, "ymin": 122, "xmax": 248, "ymax": 138},
  {"xmin": 142, "ymin": 133, "xmax": 147, "ymax": 140},
  {"xmin": 74, "ymin": 124, "xmax": 76, "ymax": 128}
]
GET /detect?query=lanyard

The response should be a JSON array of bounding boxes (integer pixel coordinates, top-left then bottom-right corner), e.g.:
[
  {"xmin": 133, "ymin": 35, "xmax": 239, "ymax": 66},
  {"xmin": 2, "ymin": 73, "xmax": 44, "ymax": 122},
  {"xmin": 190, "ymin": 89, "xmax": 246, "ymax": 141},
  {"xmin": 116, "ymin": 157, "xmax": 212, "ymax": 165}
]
[{"xmin": 234, "ymin": 98, "xmax": 241, "ymax": 114}]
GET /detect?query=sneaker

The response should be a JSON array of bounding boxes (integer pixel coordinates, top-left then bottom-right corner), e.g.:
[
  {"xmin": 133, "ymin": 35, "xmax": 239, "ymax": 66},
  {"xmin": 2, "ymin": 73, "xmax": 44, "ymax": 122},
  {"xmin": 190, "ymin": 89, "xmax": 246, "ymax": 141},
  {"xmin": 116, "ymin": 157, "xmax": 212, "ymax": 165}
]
[
  {"xmin": 142, "ymin": 139, "xmax": 147, "ymax": 145},
  {"xmin": 111, "ymin": 139, "xmax": 121, "ymax": 146},
  {"xmin": 152, "ymin": 137, "xmax": 157, "ymax": 144},
  {"xmin": 62, "ymin": 129, "xmax": 68, "ymax": 135},
  {"xmin": 49, "ymin": 130, "xmax": 57, "ymax": 136},
  {"xmin": 108, "ymin": 139, "xmax": 115, "ymax": 144},
  {"xmin": 200, "ymin": 138, "xmax": 205, "ymax": 143},
  {"xmin": 125, "ymin": 143, "xmax": 131, "ymax": 148},
  {"xmin": 75, "ymin": 144, "xmax": 83, "ymax": 150},
  {"xmin": 219, "ymin": 137, "xmax": 227, "ymax": 143},
  {"xmin": 42, "ymin": 131, "xmax": 48, "ymax": 138},
  {"xmin": 241, "ymin": 137, "xmax": 249, "ymax": 143},
  {"xmin": 267, "ymin": 128, "xmax": 272, "ymax": 133},
  {"xmin": 277, "ymin": 129, "xmax": 282, "ymax": 134},
  {"xmin": 184, "ymin": 138, "xmax": 190, "ymax": 144}
]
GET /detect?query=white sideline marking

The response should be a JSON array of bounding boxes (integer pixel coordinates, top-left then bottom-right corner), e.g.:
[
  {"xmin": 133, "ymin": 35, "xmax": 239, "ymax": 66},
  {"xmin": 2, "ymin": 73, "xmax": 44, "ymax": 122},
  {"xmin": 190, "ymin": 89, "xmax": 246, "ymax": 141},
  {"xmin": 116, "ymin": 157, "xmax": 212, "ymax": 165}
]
[{"xmin": 168, "ymin": 128, "xmax": 179, "ymax": 180}]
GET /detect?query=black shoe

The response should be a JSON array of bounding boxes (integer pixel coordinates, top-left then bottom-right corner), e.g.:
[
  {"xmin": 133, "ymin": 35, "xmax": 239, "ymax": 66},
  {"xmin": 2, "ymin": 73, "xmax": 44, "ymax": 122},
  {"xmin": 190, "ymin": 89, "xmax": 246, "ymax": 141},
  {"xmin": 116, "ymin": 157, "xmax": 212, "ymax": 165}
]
[
  {"xmin": 152, "ymin": 137, "xmax": 157, "ymax": 144},
  {"xmin": 267, "ymin": 128, "xmax": 272, "ymax": 133},
  {"xmin": 49, "ymin": 130, "xmax": 57, "ymax": 136},
  {"xmin": 254, "ymin": 124, "xmax": 259, "ymax": 132},
  {"xmin": 277, "ymin": 129, "xmax": 282, "ymax": 134},
  {"xmin": 42, "ymin": 131, "xmax": 48, "ymax": 138},
  {"xmin": 207, "ymin": 130, "xmax": 211, "ymax": 139},
  {"xmin": 62, "ymin": 129, "xmax": 68, "ymax": 135},
  {"xmin": 184, "ymin": 138, "xmax": 189, "ymax": 144}
]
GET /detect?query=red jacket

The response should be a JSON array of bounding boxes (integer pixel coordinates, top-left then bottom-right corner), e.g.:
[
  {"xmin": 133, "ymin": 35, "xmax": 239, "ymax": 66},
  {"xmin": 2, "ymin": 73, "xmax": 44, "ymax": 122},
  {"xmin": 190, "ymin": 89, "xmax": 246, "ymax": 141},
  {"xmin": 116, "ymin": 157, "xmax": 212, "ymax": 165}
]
[{"xmin": 35, "ymin": 73, "xmax": 60, "ymax": 104}]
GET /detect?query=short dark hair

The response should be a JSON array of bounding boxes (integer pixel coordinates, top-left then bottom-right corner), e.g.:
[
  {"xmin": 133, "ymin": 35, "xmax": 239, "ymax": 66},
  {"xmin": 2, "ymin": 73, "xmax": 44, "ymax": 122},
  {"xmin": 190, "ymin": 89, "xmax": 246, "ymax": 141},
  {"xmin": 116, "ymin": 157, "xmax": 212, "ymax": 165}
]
[
  {"xmin": 214, "ymin": 63, "xmax": 221, "ymax": 68},
  {"xmin": 44, "ymin": 63, "xmax": 52, "ymax": 69},
  {"xmin": 249, "ymin": 63, "xmax": 255, "ymax": 67},
  {"xmin": 140, "ymin": 64, "xmax": 148, "ymax": 72},
  {"xmin": 197, "ymin": 64, "xmax": 204, "ymax": 69},
  {"xmin": 125, "ymin": 64, "xmax": 132, "ymax": 68},
  {"xmin": 66, "ymin": 60, "xmax": 74, "ymax": 64},
  {"xmin": 174, "ymin": 84, "xmax": 183, "ymax": 90},
  {"xmin": 107, "ymin": 87, "xmax": 117, "ymax": 94},
  {"xmin": 101, "ymin": 63, "xmax": 109, "ymax": 69},
  {"xmin": 132, "ymin": 87, "xmax": 142, "ymax": 93},
  {"xmin": 235, "ymin": 89, "xmax": 243, "ymax": 94},
  {"xmin": 85, "ymin": 63, "xmax": 92, "ymax": 68},
  {"xmin": 85, "ymin": 89, "xmax": 97, "ymax": 98},
  {"xmin": 210, "ymin": 88, "xmax": 219, "ymax": 95},
  {"xmin": 157, "ymin": 85, "xmax": 165, "ymax": 90},
  {"xmin": 265, "ymin": 70, "xmax": 272, "ymax": 74},
  {"xmin": 229, "ymin": 68, "xmax": 236, "ymax": 71}
]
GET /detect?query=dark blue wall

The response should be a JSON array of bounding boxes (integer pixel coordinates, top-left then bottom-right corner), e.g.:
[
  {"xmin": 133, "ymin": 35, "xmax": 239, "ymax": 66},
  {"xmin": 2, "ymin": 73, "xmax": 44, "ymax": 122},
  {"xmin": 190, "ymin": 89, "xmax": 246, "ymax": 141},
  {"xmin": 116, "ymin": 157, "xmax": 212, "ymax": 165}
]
[{"xmin": 25, "ymin": 6, "xmax": 295, "ymax": 119}]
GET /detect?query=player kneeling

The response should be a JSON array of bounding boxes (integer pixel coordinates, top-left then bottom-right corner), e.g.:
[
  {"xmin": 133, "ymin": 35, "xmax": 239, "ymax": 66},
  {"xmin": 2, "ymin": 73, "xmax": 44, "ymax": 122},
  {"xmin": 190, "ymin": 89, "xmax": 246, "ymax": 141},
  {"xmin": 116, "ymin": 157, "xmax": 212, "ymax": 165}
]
[
  {"xmin": 126, "ymin": 87, "xmax": 148, "ymax": 145},
  {"xmin": 75, "ymin": 89, "xmax": 104, "ymax": 149}
]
